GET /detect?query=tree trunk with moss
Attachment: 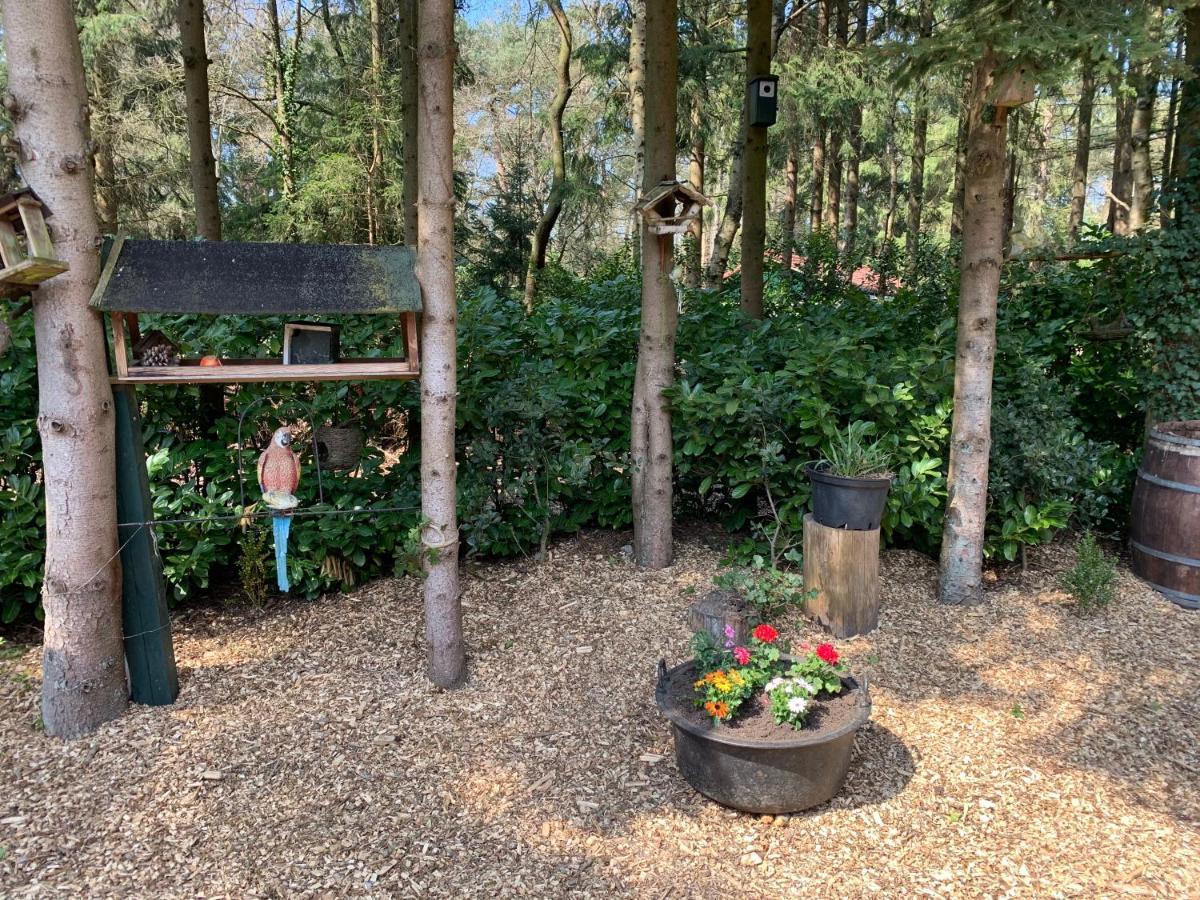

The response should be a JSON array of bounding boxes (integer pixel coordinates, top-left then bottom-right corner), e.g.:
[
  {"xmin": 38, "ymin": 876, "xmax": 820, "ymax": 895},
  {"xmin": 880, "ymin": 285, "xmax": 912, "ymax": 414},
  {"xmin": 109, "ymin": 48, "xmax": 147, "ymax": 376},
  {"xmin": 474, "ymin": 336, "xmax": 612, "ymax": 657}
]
[{"xmin": 740, "ymin": 0, "xmax": 771, "ymax": 319}]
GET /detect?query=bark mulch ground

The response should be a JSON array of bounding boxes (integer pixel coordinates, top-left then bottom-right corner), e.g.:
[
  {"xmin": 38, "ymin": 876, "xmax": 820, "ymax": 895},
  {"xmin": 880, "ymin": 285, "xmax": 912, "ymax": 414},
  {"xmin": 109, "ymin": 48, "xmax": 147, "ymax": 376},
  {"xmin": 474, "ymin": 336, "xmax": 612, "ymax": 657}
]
[{"xmin": 1, "ymin": 529, "xmax": 1198, "ymax": 898}]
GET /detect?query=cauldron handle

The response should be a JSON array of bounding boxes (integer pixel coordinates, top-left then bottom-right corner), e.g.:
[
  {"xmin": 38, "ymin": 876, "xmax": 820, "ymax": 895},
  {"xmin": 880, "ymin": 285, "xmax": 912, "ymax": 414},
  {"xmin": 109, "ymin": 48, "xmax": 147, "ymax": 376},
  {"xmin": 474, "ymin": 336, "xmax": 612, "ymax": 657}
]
[
  {"xmin": 857, "ymin": 674, "xmax": 871, "ymax": 708},
  {"xmin": 656, "ymin": 658, "xmax": 667, "ymax": 687}
]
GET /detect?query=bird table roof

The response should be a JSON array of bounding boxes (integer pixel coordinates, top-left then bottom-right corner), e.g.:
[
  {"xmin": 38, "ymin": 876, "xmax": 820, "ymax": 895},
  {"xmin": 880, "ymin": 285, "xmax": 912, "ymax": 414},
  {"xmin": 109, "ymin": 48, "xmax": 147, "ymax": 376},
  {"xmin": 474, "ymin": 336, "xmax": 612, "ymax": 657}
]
[{"xmin": 90, "ymin": 238, "xmax": 422, "ymax": 315}]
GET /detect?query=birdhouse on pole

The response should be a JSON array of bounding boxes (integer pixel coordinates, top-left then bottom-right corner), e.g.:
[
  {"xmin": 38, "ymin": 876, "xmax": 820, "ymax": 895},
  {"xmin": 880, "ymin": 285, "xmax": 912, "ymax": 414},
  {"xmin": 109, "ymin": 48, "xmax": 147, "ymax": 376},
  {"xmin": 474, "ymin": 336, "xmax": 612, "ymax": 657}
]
[
  {"xmin": 635, "ymin": 180, "xmax": 709, "ymax": 236},
  {"xmin": 0, "ymin": 188, "xmax": 69, "ymax": 296}
]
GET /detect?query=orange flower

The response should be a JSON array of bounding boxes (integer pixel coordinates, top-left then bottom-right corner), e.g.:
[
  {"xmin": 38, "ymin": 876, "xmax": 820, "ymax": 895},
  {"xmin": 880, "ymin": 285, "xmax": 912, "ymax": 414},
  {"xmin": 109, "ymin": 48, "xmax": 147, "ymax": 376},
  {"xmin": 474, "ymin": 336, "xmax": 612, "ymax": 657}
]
[
  {"xmin": 711, "ymin": 701, "xmax": 730, "ymax": 719},
  {"xmin": 704, "ymin": 700, "xmax": 718, "ymax": 716}
]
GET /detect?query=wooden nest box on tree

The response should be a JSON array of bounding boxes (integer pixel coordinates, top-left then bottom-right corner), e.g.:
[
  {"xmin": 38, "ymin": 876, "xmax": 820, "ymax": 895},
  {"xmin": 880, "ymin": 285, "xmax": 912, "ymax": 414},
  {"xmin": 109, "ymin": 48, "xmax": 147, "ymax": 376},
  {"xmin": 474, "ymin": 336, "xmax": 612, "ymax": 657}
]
[
  {"xmin": 989, "ymin": 61, "xmax": 1036, "ymax": 109},
  {"xmin": 635, "ymin": 180, "xmax": 708, "ymax": 236},
  {"xmin": 0, "ymin": 188, "xmax": 69, "ymax": 297}
]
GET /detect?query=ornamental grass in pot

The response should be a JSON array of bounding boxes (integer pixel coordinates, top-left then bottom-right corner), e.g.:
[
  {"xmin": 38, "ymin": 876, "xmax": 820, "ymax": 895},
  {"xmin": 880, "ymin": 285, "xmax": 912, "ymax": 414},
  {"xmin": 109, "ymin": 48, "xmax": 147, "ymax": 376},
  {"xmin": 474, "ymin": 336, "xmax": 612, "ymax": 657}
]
[
  {"xmin": 656, "ymin": 623, "xmax": 870, "ymax": 814},
  {"xmin": 807, "ymin": 420, "xmax": 893, "ymax": 531}
]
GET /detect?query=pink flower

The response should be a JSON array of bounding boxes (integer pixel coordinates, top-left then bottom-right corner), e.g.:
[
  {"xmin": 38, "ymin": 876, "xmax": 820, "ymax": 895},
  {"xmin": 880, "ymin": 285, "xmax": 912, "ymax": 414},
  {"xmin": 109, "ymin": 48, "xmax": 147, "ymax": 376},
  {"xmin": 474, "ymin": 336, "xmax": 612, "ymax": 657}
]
[{"xmin": 732, "ymin": 646, "xmax": 751, "ymax": 665}]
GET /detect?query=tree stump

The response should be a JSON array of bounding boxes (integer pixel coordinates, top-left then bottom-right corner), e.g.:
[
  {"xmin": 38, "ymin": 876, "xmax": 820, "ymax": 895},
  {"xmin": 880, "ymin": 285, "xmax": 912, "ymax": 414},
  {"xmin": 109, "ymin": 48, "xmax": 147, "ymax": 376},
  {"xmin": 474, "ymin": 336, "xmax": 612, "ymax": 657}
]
[
  {"xmin": 802, "ymin": 514, "xmax": 880, "ymax": 638},
  {"xmin": 687, "ymin": 589, "xmax": 755, "ymax": 647}
]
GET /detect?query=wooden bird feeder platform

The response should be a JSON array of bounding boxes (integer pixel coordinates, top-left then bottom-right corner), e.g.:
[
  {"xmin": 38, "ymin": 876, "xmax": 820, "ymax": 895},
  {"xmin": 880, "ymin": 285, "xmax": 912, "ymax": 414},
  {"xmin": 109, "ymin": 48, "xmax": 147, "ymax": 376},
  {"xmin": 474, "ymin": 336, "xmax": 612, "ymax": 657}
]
[
  {"xmin": 635, "ymin": 180, "xmax": 708, "ymax": 236},
  {"xmin": 0, "ymin": 188, "xmax": 69, "ymax": 296},
  {"xmin": 91, "ymin": 236, "xmax": 421, "ymax": 384}
]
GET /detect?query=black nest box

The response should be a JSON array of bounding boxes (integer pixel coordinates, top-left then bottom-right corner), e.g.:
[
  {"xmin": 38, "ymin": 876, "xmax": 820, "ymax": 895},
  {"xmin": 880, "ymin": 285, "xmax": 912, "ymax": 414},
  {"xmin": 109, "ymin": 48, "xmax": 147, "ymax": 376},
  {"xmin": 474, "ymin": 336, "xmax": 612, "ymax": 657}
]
[{"xmin": 748, "ymin": 75, "xmax": 779, "ymax": 127}]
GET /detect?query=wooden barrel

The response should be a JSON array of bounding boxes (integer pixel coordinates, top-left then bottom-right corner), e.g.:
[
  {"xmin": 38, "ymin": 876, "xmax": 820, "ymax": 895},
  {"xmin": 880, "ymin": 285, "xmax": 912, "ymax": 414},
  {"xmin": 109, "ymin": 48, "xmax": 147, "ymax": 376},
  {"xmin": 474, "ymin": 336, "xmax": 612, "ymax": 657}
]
[{"xmin": 1130, "ymin": 421, "xmax": 1200, "ymax": 609}]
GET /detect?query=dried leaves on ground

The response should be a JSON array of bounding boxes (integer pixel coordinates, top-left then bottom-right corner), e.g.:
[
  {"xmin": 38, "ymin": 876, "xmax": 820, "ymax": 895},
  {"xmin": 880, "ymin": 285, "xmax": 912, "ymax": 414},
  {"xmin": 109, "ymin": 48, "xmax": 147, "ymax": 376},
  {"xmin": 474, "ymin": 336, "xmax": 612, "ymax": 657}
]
[{"xmin": 1, "ymin": 530, "xmax": 1198, "ymax": 898}]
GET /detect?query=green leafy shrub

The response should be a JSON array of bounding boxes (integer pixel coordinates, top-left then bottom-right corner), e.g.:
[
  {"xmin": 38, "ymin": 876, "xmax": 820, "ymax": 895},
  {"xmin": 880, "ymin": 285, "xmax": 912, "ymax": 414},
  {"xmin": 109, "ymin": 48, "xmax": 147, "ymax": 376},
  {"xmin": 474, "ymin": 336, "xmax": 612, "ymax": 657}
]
[
  {"xmin": 1059, "ymin": 532, "xmax": 1117, "ymax": 614},
  {"xmin": 713, "ymin": 556, "xmax": 814, "ymax": 621}
]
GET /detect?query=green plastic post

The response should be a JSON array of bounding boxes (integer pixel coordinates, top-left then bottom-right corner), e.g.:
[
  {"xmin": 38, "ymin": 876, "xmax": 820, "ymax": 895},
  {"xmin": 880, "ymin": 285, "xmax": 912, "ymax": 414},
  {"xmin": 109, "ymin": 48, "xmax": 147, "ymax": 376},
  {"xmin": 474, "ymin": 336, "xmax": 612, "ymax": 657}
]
[{"xmin": 113, "ymin": 385, "xmax": 179, "ymax": 705}]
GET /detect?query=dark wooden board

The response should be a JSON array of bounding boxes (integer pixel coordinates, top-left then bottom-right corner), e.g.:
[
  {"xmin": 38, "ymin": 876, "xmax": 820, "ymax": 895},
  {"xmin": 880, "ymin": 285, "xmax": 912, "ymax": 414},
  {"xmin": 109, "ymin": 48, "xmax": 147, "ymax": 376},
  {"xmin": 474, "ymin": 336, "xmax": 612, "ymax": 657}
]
[{"xmin": 91, "ymin": 239, "xmax": 422, "ymax": 315}]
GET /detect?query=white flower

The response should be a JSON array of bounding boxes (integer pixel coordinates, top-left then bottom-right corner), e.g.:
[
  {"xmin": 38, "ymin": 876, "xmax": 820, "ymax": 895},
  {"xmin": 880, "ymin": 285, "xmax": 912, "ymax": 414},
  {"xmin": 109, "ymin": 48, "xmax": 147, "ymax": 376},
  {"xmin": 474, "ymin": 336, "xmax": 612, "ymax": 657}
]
[
  {"xmin": 787, "ymin": 696, "xmax": 809, "ymax": 715},
  {"xmin": 797, "ymin": 678, "xmax": 819, "ymax": 696},
  {"xmin": 765, "ymin": 678, "xmax": 785, "ymax": 693}
]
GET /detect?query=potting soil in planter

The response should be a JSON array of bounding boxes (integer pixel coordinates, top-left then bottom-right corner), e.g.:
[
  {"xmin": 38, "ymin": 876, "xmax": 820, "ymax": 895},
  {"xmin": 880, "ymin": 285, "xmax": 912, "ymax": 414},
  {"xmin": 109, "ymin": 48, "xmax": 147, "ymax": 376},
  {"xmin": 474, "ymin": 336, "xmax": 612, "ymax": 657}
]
[{"xmin": 659, "ymin": 661, "xmax": 862, "ymax": 742}]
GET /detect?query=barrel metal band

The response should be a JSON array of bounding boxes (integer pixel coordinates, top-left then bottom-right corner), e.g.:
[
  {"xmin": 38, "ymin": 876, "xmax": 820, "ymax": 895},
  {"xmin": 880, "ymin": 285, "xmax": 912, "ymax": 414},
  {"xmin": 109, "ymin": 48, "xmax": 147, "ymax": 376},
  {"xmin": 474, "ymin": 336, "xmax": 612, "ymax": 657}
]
[
  {"xmin": 1142, "ymin": 581, "xmax": 1200, "ymax": 609},
  {"xmin": 1150, "ymin": 428, "xmax": 1200, "ymax": 449},
  {"xmin": 1130, "ymin": 539, "xmax": 1200, "ymax": 569},
  {"xmin": 1135, "ymin": 470, "xmax": 1200, "ymax": 494}
]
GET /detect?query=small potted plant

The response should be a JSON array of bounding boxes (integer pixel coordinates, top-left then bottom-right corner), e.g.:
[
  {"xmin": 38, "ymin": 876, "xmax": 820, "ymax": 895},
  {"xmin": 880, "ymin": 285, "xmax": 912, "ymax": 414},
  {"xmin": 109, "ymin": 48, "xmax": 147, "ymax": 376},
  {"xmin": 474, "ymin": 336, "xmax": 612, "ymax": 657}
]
[
  {"xmin": 655, "ymin": 624, "xmax": 870, "ymax": 814},
  {"xmin": 806, "ymin": 420, "xmax": 893, "ymax": 530}
]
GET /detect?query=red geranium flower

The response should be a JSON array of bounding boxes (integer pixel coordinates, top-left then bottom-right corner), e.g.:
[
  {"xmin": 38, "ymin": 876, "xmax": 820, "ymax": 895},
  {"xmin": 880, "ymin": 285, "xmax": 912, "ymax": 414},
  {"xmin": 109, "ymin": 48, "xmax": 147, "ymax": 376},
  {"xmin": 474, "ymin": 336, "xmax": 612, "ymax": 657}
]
[
  {"xmin": 753, "ymin": 624, "xmax": 778, "ymax": 643},
  {"xmin": 816, "ymin": 643, "xmax": 839, "ymax": 664},
  {"xmin": 732, "ymin": 646, "xmax": 751, "ymax": 665}
]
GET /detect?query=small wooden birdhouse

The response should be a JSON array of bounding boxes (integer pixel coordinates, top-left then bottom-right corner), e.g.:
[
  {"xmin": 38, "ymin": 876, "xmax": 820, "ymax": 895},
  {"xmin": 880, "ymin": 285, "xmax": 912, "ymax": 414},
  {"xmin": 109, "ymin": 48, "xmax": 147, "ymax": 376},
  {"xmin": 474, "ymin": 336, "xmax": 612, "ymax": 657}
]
[
  {"xmin": 635, "ymin": 180, "xmax": 708, "ymax": 236},
  {"xmin": 990, "ymin": 61, "xmax": 1036, "ymax": 109},
  {"xmin": 0, "ymin": 188, "xmax": 69, "ymax": 295}
]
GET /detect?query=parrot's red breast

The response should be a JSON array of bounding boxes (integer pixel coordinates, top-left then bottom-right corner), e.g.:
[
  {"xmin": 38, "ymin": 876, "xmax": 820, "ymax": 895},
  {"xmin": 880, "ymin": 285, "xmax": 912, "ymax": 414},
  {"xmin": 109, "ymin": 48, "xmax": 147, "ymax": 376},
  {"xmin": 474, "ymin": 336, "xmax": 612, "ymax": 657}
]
[{"xmin": 258, "ymin": 445, "xmax": 300, "ymax": 495}]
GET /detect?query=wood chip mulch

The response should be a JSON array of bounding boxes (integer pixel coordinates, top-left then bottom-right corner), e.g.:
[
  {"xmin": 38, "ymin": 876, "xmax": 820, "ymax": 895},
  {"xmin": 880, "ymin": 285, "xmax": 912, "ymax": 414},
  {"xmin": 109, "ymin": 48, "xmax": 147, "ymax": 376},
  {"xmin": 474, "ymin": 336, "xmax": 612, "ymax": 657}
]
[{"xmin": 1, "ymin": 529, "xmax": 1198, "ymax": 898}]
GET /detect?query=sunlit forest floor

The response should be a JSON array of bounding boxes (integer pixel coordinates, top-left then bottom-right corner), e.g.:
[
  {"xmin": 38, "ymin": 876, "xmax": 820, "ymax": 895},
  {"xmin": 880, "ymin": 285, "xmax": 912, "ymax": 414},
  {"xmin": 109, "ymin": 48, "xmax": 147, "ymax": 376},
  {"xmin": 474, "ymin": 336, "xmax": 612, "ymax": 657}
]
[{"xmin": 1, "ymin": 528, "xmax": 1197, "ymax": 897}]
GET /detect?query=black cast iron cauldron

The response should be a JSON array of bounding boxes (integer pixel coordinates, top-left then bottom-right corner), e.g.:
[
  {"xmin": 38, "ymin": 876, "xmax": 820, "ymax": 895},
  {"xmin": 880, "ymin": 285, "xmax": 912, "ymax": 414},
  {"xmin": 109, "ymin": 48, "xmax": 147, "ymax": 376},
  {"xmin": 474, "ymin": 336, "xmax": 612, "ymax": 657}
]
[{"xmin": 655, "ymin": 660, "xmax": 870, "ymax": 814}]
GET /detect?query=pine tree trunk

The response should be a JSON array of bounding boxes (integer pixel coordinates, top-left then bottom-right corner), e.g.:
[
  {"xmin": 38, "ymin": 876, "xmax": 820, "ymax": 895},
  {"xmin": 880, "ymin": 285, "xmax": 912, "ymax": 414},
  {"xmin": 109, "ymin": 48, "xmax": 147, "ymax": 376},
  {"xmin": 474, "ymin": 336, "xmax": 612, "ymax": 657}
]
[
  {"xmin": 1002, "ymin": 107, "xmax": 1020, "ymax": 251},
  {"xmin": 783, "ymin": 142, "xmax": 799, "ymax": 270},
  {"xmin": 883, "ymin": 90, "xmax": 899, "ymax": 241},
  {"xmin": 938, "ymin": 49, "xmax": 1013, "ymax": 606},
  {"xmin": 178, "ymin": 0, "xmax": 222, "ymax": 241},
  {"xmin": 267, "ymin": 0, "xmax": 301, "ymax": 235},
  {"xmin": 822, "ymin": 0, "xmax": 848, "ymax": 234},
  {"xmin": 629, "ymin": 0, "xmax": 646, "ymax": 267},
  {"xmin": 1108, "ymin": 59, "xmax": 1133, "ymax": 236},
  {"xmin": 417, "ymin": 0, "xmax": 465, "ymax": 687},
  {"xmin": 1129, "ymin": 66, "xmax": 1158, "ymax": 231},
  {"xmin": 950, "ymin": 75, "xmax": 970, "ymax": 241},
  {"xmin": 631, "ymin": 0, "xmax": 679, "ymax": 569},
  {"xmin": 399, "ymin": 0, "xmax": 419, "ymax": 245},
  {"xmin": 1173, "ymin": 6, "xmax": 1200, "ymax": 222},
  {"xmin": 685, "ymin": 97, "xmax": 705, "ymax": 288},
  {"xmin": 808, "ymin": 0, "xmax": 829, "ymax": 232},
  {"xmin": 842, "ymin": 0, "xmax": 866, "ymax": 252},
  {"xmin": 705, "ymin": 108, "xmax": 745, "ymax": 286},
  {"xmin": 87, "ymin": 19, "xmax": 120, "ymax": 235},
  {"xmin": 523, "ymin": 0, "xmax": 573, "ymax": 310},
  {"xmin": 1067, "ymin": 60, "xmax": 1096, "ymax": 243},
  {"xmin": 1161, "ymin": 38, "xmax": 1183, "ymax": 227},
  {"xmin": 3, "ymin": 0, "xmax": 128, "ymax": 737},
  {"xmin": 740, "ymin": 0, "xmax": 772, "ymax": 319},
  {"xmin": 367, "ymin": 0, "xmax": 385, "ymax": 244},
  {"xmin": 905, "ymin": 0, "xmax": 931, "ymax": 266}
]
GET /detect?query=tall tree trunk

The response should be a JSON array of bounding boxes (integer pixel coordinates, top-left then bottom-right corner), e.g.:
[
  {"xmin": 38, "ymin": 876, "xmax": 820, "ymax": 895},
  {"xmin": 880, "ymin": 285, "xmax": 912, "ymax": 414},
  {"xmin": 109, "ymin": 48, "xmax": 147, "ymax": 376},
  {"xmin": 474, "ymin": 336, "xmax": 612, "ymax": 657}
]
[
  {"xmin": 705, "ymin": 109, "xmax": 746, "ymax": 286},
  {"xmin": 809, "ymin": 0, "xmax": 829, "ymax": 232},
  {"xmin": 1108, "ymin": 57, "xmax": 1133, "ymax": 236},
  {"xmin": 950, "ymin": 75, "xmax": 970, "ymax": 241},
  {"xmin": 938, "ymin": 49, "xmax": 1014, "ymax": 606},
  {"xmin": 1173, "ymin": 6, "xmax": 1200, "ymax": 222},
  {"xmin": 905, "ymin": 0, "xmax": 931, "ymax": 266},
  {"xmin": 86, "ymin": 10, "xmax": 120, "ymax": 235},
  {"xmin": 4, "ymin": 0, "xmax": 127, "ymax": 736},
  {"xmin": 523, "ymin": 0, "xmax": 573, "ymax": 310},
  {"xmin": 367, "ymin": 0, "xmax": 385, "ymax": 244},
  {"xmin": 629, "ymin": 0, "xmax": 646, "ymax": 266},
  {"xmin": 267, "ymin": 0, "xmax": 301, "ymax": 235},
  {"xmin": 178, "ymin": 0, "xmax": 222, "ymax": 241},
  {"xmin": 883, "ymin": 89, "xmax": 899, "ymax": 241},
  {"xmin": 822, "ymin": 0, "xmax": 848, "ymax": 233},
  {"xmin": 685, "ymin": 96, "xmax": 705, "ymax": 288},
  {"xmin": 1161, "ymin": 37, "xmax": 1183, "ymax": 227},
  {"xmin": 1067, "ymin": 60, "xmax": 1096, "ymax": 243},
  {"xmin": 740, "ymin": 0, "xmax": 772, "ymax": 318},
  {"xmin": 1002, "ymin": 107, "xmax": 1020, "ymax": 252},
  {"xmin": 631, "ymin": 0, "xmax": 679, "ymax": 568},
  {"xmin": 399, "ymin": 0, "xmax": 419, "ymax": 244},
  {"xmin": 417, "ymin": 0, "xmax": 465, "ymax": 687},
  {"xmin": 783, "ymin": 141, "xmax": 799, "ymax": 270},
  {"xmin": 841, "ymin": 0, "xmax": 867, "ymax": 252},
  {"xmin": 1130, "ymin": 5, "xmax": 1162, "ymax": 232}
]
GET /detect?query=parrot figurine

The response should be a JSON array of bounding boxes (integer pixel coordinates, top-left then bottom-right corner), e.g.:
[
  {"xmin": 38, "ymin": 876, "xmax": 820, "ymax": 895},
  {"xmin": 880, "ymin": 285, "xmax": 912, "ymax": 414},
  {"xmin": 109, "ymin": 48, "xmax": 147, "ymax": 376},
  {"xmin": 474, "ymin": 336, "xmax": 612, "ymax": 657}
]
[{"xmin": 257, "ymin": 427, "xmax": 301, "ymax": 592}]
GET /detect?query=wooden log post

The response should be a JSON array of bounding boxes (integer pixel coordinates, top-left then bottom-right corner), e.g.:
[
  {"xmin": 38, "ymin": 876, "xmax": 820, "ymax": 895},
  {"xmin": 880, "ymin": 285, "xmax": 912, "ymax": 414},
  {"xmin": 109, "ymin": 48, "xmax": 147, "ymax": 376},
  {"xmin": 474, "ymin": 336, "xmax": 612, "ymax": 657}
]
[{"xmin": 802, "ymin": 514, "xmax": 880, "ymax": 638}]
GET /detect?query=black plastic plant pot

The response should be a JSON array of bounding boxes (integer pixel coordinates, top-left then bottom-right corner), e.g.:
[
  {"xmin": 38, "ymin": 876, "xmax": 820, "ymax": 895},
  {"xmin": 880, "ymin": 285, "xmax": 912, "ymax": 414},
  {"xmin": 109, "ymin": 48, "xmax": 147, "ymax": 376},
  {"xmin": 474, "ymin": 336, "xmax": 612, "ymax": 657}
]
[
  {"xmin": 655, "ymin": 660, "xmax": 871, "ymax": 815},
  {"xmin": 806, "ymin": 463, "xmax": 893, "ymax": 531}
]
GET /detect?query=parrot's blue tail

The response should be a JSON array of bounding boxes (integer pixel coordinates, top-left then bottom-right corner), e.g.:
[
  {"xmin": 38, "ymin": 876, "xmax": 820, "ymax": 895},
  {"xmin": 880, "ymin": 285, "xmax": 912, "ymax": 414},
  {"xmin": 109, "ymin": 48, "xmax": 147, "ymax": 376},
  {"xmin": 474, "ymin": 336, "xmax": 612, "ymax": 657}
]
[{"xmin": 272, "ymin": 514, "xmax": 291, "ymax": 593}]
